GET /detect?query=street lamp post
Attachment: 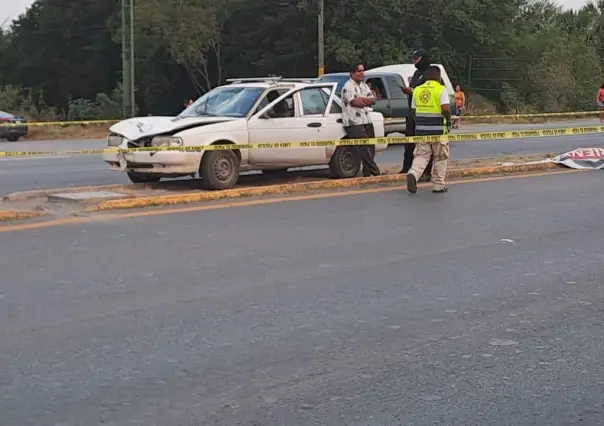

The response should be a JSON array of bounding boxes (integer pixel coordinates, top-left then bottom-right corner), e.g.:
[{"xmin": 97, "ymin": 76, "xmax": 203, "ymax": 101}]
[
  {"xmin": 277, "ymin": 0, "xmax": 325, "ymax": 77},
  {"xmin": 317, "ymin": 0, "xmax": 324, "ymax": 76},
  {"xmin": 121, "ymin": 0, "xmax": 135, "ymax": 118}
]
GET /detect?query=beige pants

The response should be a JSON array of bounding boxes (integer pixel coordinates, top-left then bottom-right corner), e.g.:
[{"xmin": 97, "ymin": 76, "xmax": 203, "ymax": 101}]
[{"xmin": 409, "ymin": 142, "xmax": 450, "ymax": 190}]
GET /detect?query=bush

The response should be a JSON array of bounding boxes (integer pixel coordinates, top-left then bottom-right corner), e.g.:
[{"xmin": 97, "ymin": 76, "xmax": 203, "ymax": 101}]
[
  {"xmin": 0, "ymin": 85, "xmax": 59, "ymax": 120},
  {"xmin": 67, "ymin": 83, "xmax": 137, "ymax": 121},
  {"xmin": 465, "ymin": 93, "xmax": 498, "ymax": 115}
]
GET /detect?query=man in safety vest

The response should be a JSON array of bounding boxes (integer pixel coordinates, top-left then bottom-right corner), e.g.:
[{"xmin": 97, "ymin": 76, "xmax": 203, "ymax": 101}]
[{"xmin": 406, "ymin": 65, "xmax": 452, "ymax": 194}]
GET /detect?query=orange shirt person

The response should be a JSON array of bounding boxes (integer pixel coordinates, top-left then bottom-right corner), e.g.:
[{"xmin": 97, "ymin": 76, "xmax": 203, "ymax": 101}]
[
  {"xmin": 453, "ymin": 84, "xmax": 465, "ymax": 129},
  {"xmin": 596, "ymin": 84, "xmax": 604, "ymax": 122}
]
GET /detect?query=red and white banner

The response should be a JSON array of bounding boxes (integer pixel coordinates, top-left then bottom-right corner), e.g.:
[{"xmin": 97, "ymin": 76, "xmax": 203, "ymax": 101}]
[{"xmin": 552, "ymin": 148, "xmax": 604, "ymax": 170}]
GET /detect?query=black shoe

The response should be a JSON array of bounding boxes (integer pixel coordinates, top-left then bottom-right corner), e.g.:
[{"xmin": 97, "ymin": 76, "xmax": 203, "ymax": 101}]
[
  {"xmin": 418, "ymin": 174, "xmax": 432, "ymax": 183},
  {"xmin": 432, "ymin": 187, "xmax": 448, "ymax": 193},
  {"xmin": 406, "ymin": 173, "xmax": 417, "ymax": 193}
]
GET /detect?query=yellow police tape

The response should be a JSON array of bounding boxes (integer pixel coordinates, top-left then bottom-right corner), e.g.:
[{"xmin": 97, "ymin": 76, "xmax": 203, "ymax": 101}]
[
  {"xmin": 0, "ymin": 110, "xmax": 601, "ymax": 128},
  {"xmin": 0, "ymin": 119, "xmax": 118, "ymax": 127},
  {"xmin": 385, "ymin": 110, "xmax": 602, "ymax": 122},
  {"xmin": 1, "ymin": 125, "xmax": 603, "ymax": 158}
]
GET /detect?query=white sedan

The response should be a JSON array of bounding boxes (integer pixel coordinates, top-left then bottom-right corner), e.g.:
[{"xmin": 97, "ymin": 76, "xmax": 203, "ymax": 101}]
[{"xmin": 103, "ymin": 78, "xmax": 388, "ymax": 190}]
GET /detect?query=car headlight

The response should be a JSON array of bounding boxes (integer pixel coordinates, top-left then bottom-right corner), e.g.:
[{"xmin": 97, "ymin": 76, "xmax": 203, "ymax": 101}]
[
  {"xmin": 151, "ymin": 136, "xmax": 183, "ymax": 147},
  {"xmin": 108, "ymin": 135, "xmax": 123, "ymax": 147}
]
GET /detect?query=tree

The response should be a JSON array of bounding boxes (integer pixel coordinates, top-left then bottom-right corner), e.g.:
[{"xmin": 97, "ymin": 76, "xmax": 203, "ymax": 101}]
[
  {"xmin": 135, "ymin": 0, "xmax": 239, "ymax": 93},
  {"xmin": 0, "ymin": 0, "xmax": 121, "ymax": 112},
  {"xmin": 2, "ymin": 0, "xmax": 604, "ymax": 116}
]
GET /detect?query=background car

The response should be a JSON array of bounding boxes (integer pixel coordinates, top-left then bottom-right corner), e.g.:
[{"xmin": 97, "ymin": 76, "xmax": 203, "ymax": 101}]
[
  {"xmin": 0, "ymin": 111, "xmax": 28, "ymax": 141},
  {"xmin": 103, "ymin": 77, "xmax": 388, "ymax": 190}
]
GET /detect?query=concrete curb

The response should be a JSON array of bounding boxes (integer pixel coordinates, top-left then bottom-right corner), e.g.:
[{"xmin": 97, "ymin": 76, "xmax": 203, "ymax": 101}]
[
  {"xmin": 88, "ymin": 162, "xmax": 562, "ymax": 212},
  {"xmin": 2, "ymin": 184, "xmax": 140, "ymax": 202},
  {"xmin": 0, "ymin": 210, "xmax": 45, "ymax": 222}
]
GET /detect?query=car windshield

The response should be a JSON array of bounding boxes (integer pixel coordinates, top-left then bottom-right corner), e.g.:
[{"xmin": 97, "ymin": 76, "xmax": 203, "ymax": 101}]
[
  {"xmin": 178, "ymin": 86, "xmax": 265, "ymax": 118},
  {"xmin": 0, "ymin": 111, "xmax": 13, "ymax": 119},
  {"xmin": 318, "ymin": 75, "xmax": 349, "ymax": 92}
]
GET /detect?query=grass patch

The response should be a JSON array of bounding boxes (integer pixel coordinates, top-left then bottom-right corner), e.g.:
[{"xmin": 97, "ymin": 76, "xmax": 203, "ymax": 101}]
[{"xmin": 26, "ymin": 123, "xmax": 113, "ymax": 141}]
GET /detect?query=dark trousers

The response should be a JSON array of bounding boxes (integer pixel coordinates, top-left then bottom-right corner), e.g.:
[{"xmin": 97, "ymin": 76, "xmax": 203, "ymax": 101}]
[
  {"xmin": 344, "ymin": 123, "xmax": 380, "ymax": 177},
  {"xmin": 402, "ymin": 115, "xmax": 433, "ymax": 175}
]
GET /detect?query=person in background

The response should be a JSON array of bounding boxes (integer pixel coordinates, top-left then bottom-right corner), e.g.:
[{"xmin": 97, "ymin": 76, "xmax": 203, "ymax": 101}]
[
  {"xmin": 596, "ymin": 84, "xmax": 604, "ymax": 122},
  {"xmin": 367, "ymin": 81, "xmax": 377, "ymax": 98},
  {"xmin": 341, "ymin": 63, "xmax": 381, "ymax": 177},
  {"xmin": 453, "ymin": 84, "xmax": 466, "ymax": 129},
  {"xmin": 184, "ymin": 98, "xmax": 194, "ymax": 108},
  {"xmin": 406, "ymin": 66, "xmax": 452, "ymax": 194},
  {"xmin": 400, "ymin": 48, "xmax": 432, "ymax": 180}
]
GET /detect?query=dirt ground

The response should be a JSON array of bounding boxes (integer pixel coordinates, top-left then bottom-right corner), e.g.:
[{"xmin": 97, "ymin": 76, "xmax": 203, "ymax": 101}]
[{"xmin": 26, "ymin": 124, "xmax": 112, "ymax": 141}]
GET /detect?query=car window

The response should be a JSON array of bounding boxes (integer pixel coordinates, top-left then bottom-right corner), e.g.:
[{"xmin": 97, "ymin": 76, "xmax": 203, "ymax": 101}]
[
  {"xmin": 266, "ymin": 95, "xmax": 295, "ymax": 119},
  {"xmin": 299, "ymin": 87, "xmax": 328, "ymax": 115},
  {"xmin": 385, "ymin": 76, "xmax": 405, "ymax": 100},
  {"xmin": 320, "ymin": 87, "xmax": 342, "ymax": 113},
  {"xmin": 252, "ymin": 89, "xmax": 289, "ymax": 116},
  {"xmin": 365, "ymin": 77, "xmax": 388, "ymax": 100}
]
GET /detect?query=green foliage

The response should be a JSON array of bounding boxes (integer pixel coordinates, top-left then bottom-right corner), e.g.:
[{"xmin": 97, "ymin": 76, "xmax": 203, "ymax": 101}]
[
  {"xmin": 1, "ymin": 0, "xmax": 604, "ymax": 117},
  {"xmin": 0, "ymin": 85, "xmax": 58, "ymax": 120},
  {"xmin": 0, "ymin": 85, "xmax": 24, "ymax": 112},
  {"xmin": 67, "ymin": 84, "xmax": 137, "ymax": 120}
]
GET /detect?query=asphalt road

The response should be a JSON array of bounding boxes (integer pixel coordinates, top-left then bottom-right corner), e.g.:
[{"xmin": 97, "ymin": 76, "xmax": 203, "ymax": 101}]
[
  {"xmin": 0, "ymin": 119, "xmax": 602, "ymax": 195},
  {"xmin": 2, "ymin": 171, "xmax": 604, "ymax": 425}
]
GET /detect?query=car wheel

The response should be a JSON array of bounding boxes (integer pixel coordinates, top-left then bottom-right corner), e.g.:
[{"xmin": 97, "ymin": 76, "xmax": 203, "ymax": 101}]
[
  {"xmin": 200, "ymin": 150, "xmax": 240, "ymax": 190},
  {"xmin": 6, "ymin": 136, "xmax": 19, "ymax": 142},
  {"xmin": 127, "ymin": 172, "xmax": 161, "ymax": 184},
  {"xmin": 329, "ymin": 146, "xmax": 361, "ymax": 178}
]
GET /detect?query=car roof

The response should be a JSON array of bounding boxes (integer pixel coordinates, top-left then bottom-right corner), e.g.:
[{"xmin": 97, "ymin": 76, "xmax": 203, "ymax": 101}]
[
  {"xmin": 320, "ymin": 71, "xmax": 401, "ymax": 78},
  {"xmin": 223, "ymin": 78, "xmax": 334, "ymax": 91}
]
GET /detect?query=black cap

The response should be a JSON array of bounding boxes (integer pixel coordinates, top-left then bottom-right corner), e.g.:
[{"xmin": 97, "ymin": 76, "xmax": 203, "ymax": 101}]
[{"xmin": 412, "ymin": 48, "xmax": 427, "ymax": 59}]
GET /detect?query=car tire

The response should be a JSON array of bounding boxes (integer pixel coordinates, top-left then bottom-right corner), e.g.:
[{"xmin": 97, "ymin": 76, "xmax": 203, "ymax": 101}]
[
  {"xmin": 127, "ymin": 172, "xmax": 161, "ymax": 184},
  {"xmin": 200, "ymin": 150, "xmax": 240, "ymax": 190},
  {"xmin": 6, "ymin": 136, "xmax": 19, "ymax": 142},
  {"xmin": 329, "ymin": 146, "xmax": 361, "ymax": 178}
]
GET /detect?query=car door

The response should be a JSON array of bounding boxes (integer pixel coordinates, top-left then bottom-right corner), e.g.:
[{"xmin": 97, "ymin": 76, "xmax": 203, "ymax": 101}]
[
  {"xmin": 247, "ymin": 83, "xmax": 337, "ymax": 167},
  {"xmin": 384, "ymin": 74, "xmax": 408, "ymax": 119}
]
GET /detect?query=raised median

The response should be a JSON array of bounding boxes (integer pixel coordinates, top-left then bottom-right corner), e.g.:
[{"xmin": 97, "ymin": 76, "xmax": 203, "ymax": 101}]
[{"xmin": 0, "ymin": 152, "xmax": 573, "ymax": 223}]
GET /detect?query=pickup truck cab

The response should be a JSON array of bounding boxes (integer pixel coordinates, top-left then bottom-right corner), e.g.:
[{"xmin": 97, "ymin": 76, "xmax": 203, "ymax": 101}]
[{"xmin": 318, "ymin": 64, "xmax": 456, "ymax": 135}]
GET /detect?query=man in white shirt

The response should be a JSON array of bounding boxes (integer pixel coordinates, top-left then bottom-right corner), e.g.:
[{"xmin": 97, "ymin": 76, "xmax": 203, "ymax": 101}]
[{"xmin": 341, "ymin": 63, "xmax": 381, "ymax": 177}]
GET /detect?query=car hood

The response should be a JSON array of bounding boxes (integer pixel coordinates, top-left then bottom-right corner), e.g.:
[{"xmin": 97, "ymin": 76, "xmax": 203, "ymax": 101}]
[{"xmin": 109, "ymin": 116, "xmax": 239, "ymax": 140}]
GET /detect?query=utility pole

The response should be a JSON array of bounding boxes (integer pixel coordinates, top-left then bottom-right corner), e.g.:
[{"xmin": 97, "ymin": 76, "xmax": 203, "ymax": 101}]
[
  {"xmin": 317, "ymin": 0, "xmax": 324, "ymax": 76},
  {"xmin": 121, "ymin": 0, "xmax": 135, "ymax": 118}
]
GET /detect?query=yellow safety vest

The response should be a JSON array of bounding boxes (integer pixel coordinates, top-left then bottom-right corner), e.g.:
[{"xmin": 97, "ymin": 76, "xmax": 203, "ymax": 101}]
[{"xmin": 412, "ymin": 80, "xmax": 447, "ymax": 136}]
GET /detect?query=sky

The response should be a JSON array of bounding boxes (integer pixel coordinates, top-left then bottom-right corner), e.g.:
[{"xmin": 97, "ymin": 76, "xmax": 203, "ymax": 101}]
[{"xmin": 0, "ymin": 0, "xmax": 593, "ymax": 29}]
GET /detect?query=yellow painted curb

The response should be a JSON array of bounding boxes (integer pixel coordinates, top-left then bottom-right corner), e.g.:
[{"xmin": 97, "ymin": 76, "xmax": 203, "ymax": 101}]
[
  {"xmin": 88, "ymin": 161, "xmax": 562, "ymax": 212},
  {"xmin": 0, "ymin": 210, "xmax": 45, "ymax": 222}
]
